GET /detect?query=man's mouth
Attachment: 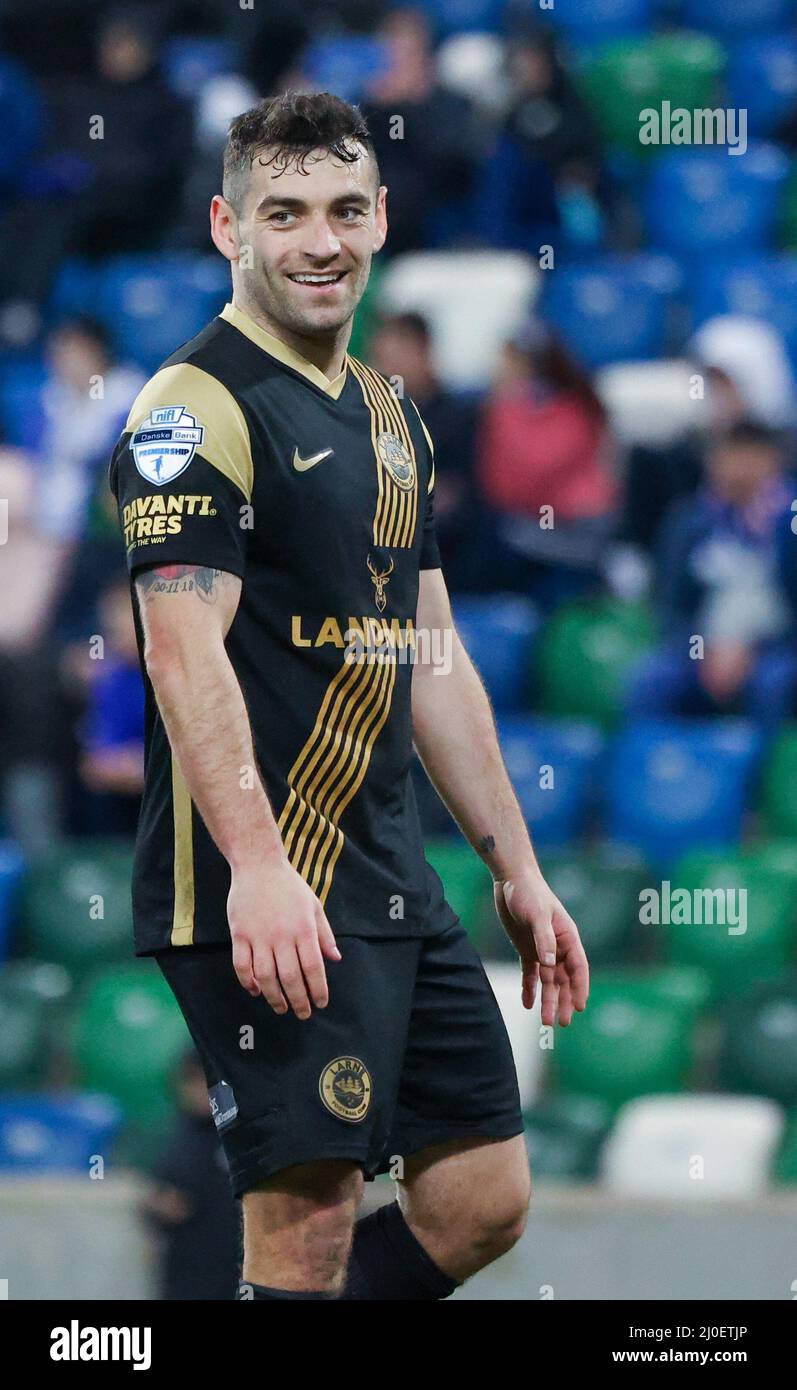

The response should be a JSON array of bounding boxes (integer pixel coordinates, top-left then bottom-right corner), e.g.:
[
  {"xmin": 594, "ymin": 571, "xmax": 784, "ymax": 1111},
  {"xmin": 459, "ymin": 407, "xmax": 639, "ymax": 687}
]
[{"xmin": 286, "ymin": 270, "xmax": 348, "ymax": 290}]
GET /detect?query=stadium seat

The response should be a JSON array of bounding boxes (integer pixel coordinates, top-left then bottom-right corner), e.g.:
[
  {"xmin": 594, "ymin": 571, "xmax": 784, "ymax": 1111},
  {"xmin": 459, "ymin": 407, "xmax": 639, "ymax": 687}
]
[
  {"xmin": 727, "ymin": 37, "xmax": 797, "ymax": 140},
  {"xmin": 0, "ymin": 56, "xmax": 44, "ymax": 191},
  {"xmin": 72, "ymin": 964, "xmax": 190, "ymax": 1121},
  {"xmin": 761, "ymin": 725, "xmax": 797, "ymax": 837},
  {"xmin": 523, "ymin": 1094, "xmax": 613, "ymax": 1182},
  {"xmin": 302, "ymin": 36, "xmax": 391, "ymax": 102},
  {"xmin": 552, "ymin": 970, "xmax": 697, "ymax": 1106},
  {"xmin": 420, "ymin": 0, "xmax": 506, "ymax": 37},
  {"xmin": 537, "ymin": 597, "xmax": 655, "ymax": 725},
  {"xmin": 665, "ymin": 850, "xmax": 796, "ymax": 999},
  {"xmin": 689, "ymin": 255, "xmax": 797, "ymax": 369},
  {"xmin": 377, "ymin": 251, "xmax": 537, "ymax": 390},
  {"xmin": 497, "ymin": 717, "xmax": 605, "ymax": 848},
  {"xmin": 718, "ymin": 978, "xmax": 797, "ymax": 1106},
  {"xmin": 645, "ymin": 146, "xmax": 789, "ymax": 257},
  {"xmin": 541, "ymin": 846, "xmax": 649, "ymax": 967},
  {"xmin": 453, "ymin": 594, "xmax": 538, "ymax": 711},
  {"xmin": 162, "ymin": 37, "xmax": 238, "ymax": 98},
  {"xmin": 542, "ymin": 0, "xmax": 654, "ymax": 45},
  {"xmin": 601, "ymin": 1094, "xmax": 784, "ymax": 1197},
  {"xmin": 46, "ymin": 257, "xmax": 101, "ymax": 323},
  {"xmin": 0, "ymin": 961, "xmax": 72, "ymax": 1090},
  {"xmin": 581, "ymin": 34, "xmax": 726, "ymax": 156},
  {"xmin": 0, "ymin": 839, "xmax": 25, "ymax": 961},
  {"xmin": 424, "ymin": 837, "xmax": 493, "ymax": 943},
  {"xmin": 682, "ymin": 0, "xmax": 793, "ymax": 38},
  {"xmin": 605, "ymin": 719, "xmax": 762, "ymax": 867},
  {"xmin": 0, "ymin": 356, "xmax": 48, "ymax": 450},
  {"xmin": 597, "ymin": 359, "xmax": 702, "ymax": 447},
  {"xmin": 95, "ymin": 255, "xmax": 229, "ymax": 369},
  {"xmin": 541, "ymin": 255, "xmax": 681, "ymax": 367},
  {"xmin": 773, "ymin": 1111, "xmax": 797, "ymax": 1184},
  {"xmin": 0, "ymin": 1094, "xmax": 123, "ymax": 1173},
  {"xmin": 21, "ymin": 840, "xmax": 134, "ymax": 973}
]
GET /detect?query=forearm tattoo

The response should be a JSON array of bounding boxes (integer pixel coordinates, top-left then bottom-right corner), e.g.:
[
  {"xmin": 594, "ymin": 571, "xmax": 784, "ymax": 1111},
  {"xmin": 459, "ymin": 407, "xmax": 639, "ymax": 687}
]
[{"xmin": 136, "ymin": 565, "xmax": 227, "ymax": 603}]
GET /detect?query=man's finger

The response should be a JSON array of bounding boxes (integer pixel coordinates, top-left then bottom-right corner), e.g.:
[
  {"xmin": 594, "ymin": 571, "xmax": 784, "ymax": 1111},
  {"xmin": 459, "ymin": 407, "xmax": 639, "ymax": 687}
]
[
  {"xmin": 556, "ymin": 975, "xmax": 574, "ymax": 1027},
  {"xmin": 539, "ymin": 968, "xmax": 559, "ymax": 1029},
  {"xmin": 297, "ymin": 929, "xmax": 329, "ymax": 1009},
  {"xmin": 316, "ymin": 907, "xmax": 341, "ymax": 962},
  {"xmin": 232, "ymin": 936, "xmax": 259, "ymax": 996},
  {"xmin": 253, "ymin": 947, "xmax": 288, "ymax": 1015},
  {"xmin": 275, "ymin": 942, "xmax": 312, "ymax": 1020},
  {"xmin": 521, "ymin": 957, "xmax": 539, "ymax": 1011}
]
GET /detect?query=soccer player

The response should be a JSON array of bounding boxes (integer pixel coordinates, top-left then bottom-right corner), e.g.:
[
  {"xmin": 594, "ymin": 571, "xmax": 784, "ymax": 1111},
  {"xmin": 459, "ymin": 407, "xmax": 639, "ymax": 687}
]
[{"xmin": 109, "ymin": 91, "xmax": 589, "ymax": 1301}]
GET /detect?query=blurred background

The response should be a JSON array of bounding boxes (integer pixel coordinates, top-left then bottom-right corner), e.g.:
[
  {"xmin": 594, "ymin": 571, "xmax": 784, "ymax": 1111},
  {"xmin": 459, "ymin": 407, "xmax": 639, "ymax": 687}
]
[{"xmin": 2, "ymin": 0, "xmax": 797, "ymax": 1301}]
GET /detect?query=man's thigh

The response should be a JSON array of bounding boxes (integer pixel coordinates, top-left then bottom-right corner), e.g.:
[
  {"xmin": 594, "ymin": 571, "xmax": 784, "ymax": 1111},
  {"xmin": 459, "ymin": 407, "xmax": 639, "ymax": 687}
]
[{"xmin": 155, "ymin": 936, "xmax": 422, "ymax": 1198}]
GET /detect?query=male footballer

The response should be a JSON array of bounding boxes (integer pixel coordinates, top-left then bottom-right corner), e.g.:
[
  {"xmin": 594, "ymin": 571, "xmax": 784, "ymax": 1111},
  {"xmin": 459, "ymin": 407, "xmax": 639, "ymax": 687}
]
[{"xmin": 109, "ymin": 91, "xmax": 589, "ymax": 1301}]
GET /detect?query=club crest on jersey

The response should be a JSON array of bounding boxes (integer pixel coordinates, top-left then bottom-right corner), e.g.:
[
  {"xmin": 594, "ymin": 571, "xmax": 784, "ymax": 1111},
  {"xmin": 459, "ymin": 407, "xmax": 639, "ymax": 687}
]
[
  {"xmin": 319, "ymin": 1056, "xmax": 372, "ymax": 1123},
  {"xmin": 376, "ymin": 431, "xmax": 415, "ymax": 492},
  {"xmin": 130, "ymin": 405, "xmax": 205, "ymax": 485}
]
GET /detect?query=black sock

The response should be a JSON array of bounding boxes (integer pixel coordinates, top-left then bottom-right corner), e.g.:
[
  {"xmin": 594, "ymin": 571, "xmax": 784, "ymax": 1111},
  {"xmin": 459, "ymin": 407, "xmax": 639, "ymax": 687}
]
[
  {"xmin": 341, "ymin": 1200, "xmax": 459, "ymax": 1300},
  {"xmin": 237, "ymin": 1282, "xmax": 336, "ymax": 1300}
]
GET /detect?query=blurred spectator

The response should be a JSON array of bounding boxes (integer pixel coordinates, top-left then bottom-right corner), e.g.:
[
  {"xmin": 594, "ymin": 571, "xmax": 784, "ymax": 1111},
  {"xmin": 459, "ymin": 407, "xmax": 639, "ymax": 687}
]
[
  {"xmin": 626, "ymin": 421, "xmax": 797, "ymax": 733},
  {"xmin": 139, "ymin": 1049, "xmax": 240, "ymax": 1301},
  {"xmin": 369, "ymin": 311, "xmax": 482, "ymax": 589},
  {"xmin": 0, "ymin": 5, "xmax": 192, "ymax": 326},
  {"xmin": 77, "ymin": 577, "xmax": 144, "ymax": 836},
  {"xmin": 360, "ymin": 8, "xmax": 482, "ymax": 255},
  {"xmin": 478, "ymin": 318, "xmax": 617, "ymax": 606},
  {"xmin": 37, "ymin": 316, "xmax": 144, "ymax": 546}
]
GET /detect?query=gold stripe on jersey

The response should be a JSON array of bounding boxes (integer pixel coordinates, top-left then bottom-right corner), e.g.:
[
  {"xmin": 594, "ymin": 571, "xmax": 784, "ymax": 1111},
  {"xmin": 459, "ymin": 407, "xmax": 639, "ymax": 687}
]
[
  {"xmin": 348, "ymin": 358, "xmax": 420, "ymax": 550},
  {"xmin": 170, "ymin": 757, "xmax": 196, "ymax": 945},
  {"xmin": 126, "ymin": 363, "xmax": 254, "ymax": 501},
  {"xmin": 277, "ymin": 648, "xmax": 398, "ymax": 905},
  {"xmin": 220, "ymin": 302, "xmax": 348, "ymax": 399}
]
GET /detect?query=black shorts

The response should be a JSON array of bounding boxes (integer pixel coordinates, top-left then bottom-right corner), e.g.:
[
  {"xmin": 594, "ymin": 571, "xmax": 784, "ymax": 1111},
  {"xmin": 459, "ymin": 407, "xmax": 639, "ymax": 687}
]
[{"xmin": 156, "ymin": 922, "xmax": 523, "ymax": 1199}]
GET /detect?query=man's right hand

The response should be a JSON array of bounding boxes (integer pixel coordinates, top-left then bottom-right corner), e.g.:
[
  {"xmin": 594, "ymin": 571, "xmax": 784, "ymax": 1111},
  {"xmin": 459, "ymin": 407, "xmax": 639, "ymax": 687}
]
[{"xmin": 227, "ymin": 855, "xmax": 341, "ymax": 1019}]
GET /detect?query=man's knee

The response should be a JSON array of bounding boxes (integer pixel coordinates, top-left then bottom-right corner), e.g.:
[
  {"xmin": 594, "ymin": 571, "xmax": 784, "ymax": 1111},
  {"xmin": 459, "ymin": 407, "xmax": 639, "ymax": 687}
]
[{"xmin": 242, "ymin": 1160, "xmax": 363, "ymax": 1292}]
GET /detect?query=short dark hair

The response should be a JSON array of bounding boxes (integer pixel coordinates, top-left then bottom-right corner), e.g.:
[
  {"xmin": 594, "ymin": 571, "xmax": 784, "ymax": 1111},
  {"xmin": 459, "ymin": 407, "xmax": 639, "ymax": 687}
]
[
  {"xmin": 376, "ymin": 312, "xmax": 432, "ymax": 345},
  {"xmin": 713, "ymin": 419, "xmax": 784, "ymax": 452},
  {"xmin": 223, "ymin": 91, "xmax": 379, "ymax": 213}
]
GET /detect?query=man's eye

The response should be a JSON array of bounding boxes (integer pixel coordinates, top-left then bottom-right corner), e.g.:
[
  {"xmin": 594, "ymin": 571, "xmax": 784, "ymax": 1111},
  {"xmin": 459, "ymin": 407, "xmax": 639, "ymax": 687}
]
[
  {"xmin": 270, "ymin": 211, "xmax": 294, "ymax": 224},
  {"xmin": 339, "ymin": 207, "xmax": 361, "ymax": 220}
]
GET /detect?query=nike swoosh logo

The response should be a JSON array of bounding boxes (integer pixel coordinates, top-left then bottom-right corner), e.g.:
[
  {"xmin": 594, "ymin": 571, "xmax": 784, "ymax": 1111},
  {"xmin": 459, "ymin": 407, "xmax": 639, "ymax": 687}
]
[{"xmin": 293, "ymin": 447, "xmax": 334, "ymax": 472}]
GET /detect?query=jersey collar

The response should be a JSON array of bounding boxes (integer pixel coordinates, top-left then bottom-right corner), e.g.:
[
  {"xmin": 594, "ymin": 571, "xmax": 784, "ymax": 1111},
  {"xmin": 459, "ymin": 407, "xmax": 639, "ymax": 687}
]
[{"xmin": 221, "ymin": 302, "xmax": 348, "ymax": 400}]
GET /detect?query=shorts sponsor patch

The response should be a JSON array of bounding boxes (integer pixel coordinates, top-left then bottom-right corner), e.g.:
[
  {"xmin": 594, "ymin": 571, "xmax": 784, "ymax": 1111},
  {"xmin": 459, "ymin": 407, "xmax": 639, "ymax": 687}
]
[
  {"xmin": 208, "ymin": 1079, "xmax": 238, "ymax": 1132},
  {"xmin": 319, "ymin": 1056, "xmax": 372, "ymax": 1123},
  {"xmin": 130, "ymin": 405, "xmax": 204, "ymax": 485}
]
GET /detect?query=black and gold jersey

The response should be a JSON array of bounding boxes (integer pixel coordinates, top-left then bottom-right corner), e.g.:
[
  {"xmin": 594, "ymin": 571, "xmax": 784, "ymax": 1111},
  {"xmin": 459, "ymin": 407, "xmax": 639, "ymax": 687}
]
[{"xmin": 109, "ymin": 301, "xmax": 458, "ymax": 955}]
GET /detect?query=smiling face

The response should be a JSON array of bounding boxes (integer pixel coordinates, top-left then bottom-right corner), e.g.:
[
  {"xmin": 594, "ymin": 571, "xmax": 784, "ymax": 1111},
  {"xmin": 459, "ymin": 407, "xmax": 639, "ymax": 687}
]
[{"xmin": 212, "ymin": 143, "xmax": 387, "ymax": 347}]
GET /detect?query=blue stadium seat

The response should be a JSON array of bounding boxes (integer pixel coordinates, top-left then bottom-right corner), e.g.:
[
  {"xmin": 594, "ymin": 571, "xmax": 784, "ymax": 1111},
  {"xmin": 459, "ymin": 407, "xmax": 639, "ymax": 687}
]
[
  {"xmin": 645, "ymin": 146, "xmax": 789, "ymax": 258},
  {"xmin": 0, "ymin": 57, "xmax": 43, "ymax": 191},
  {"xmin": 682, "ymin": 0, "xmax": 794, "ymax": 38},
  {"xmin": 727, "ymin": 36, "xmax": 797, "ymax": 140},
  {"xmin": 95, "ymin": 255, "xmax": 230, "ymax": 369},
  {"xmin": 689, "ymin": 255, "xmax": 797, "ymax": 367},
  {"xmin": 453, "ymin": 595, "xmax": 538, "ymax": 711},
  {"xmin": 496, "ymin": 717, "xmax": 604, "ymax": 847},
  {"xmin": 0, "ymin": 357, "xmax": 48, "ymax": 450},
  {"xmin": 303, "ymin": 37, "xmax": 391, "ymax": 101},
  {"xmin": 0, "ymin": 841, "xmax": 25, "ymax": 963},
  {"xmin": 162, "ymin": 37, "xmax": 239, "ymax": 97},
  {"xmin": 541, "ymin": 255, "xmax": 681, "ymax": 368},
  {"xmin": 0, "ymin": 1094, "xmax": 123, "ymax": 1173},
  {"xmin": 540, "ymin": 0, "xmax": 654, "ymax": 45},
  {"xmin": 420, "ymin": 0, "xmax": 506, "ymax": 37},
  {"xmin": 606, "ymin": 719, "xmax": 762, "ymax": 867}
]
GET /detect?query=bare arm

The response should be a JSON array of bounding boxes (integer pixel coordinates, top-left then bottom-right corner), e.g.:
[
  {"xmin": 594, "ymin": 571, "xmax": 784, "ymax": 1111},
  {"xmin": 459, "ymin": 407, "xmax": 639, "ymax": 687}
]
[
  {"xmin": 412, "ymin": 568, "xmax": 589, "ymax": 1025},
  {"xmin": 136, "ymin": 563, "xmax": 339, "ymax": 1016}
]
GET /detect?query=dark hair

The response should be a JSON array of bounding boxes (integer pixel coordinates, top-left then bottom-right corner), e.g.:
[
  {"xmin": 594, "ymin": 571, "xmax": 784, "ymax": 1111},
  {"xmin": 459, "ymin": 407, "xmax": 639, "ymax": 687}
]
[
  {"xmin": 223, "ymin": 91, "xmax": 379, "ymax": 213},
  {"xmin": 712, "ymin": 419, "xmax": 784, "ymax": 452},
  {"xmin": 375, "ymin": 312, "xmax": 432, "ymax": 345},
  {"xmin": 50, "ymin": 314, "xmax": 115, "ymax": 360},
  {"xmin": 512, "ymin": 318, "xmax": 606, "ymax": 424}
]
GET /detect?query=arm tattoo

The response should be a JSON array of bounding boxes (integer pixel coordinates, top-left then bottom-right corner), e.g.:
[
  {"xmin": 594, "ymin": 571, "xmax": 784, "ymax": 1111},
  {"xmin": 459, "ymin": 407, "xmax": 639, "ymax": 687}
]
[
  {"xmin": 136, "ymin": 565, "xmax": 227, "ymax": 604},
  {"xmin": 479, "ymin": 834, "xmax": 496, "ymax": 860}
]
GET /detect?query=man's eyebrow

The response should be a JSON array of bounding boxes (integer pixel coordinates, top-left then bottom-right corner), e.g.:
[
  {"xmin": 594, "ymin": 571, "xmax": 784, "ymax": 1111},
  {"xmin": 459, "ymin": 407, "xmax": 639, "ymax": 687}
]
[{"xmin": 255, "ymin": 191, "xmax": 372, "ymax": 214}]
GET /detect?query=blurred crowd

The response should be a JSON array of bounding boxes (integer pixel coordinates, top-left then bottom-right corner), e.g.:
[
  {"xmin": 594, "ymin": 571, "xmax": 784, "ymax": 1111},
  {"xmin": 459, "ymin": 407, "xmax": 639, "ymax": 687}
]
[{"xmin": 1, "ymin": 0, "xmax": 797, "ymax": 858}]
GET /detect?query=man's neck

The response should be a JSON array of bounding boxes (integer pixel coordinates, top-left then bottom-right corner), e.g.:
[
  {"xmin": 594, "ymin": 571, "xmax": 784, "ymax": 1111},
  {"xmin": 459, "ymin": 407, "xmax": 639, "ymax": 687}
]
[{"xmin": 233, "ymin": 294, "xmax": 350, "ymax": 382}]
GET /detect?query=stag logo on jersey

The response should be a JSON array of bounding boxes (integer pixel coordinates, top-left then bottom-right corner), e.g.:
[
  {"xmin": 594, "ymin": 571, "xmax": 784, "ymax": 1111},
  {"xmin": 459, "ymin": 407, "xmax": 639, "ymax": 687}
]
[
  {"xmin": 376, "ymin": 431, "xmax": 415, "ymax": 491},
  {"xmin": 130, "ymin": 405, "xmax": 205, "ymax": 485},
  {"xmin": 319, "ymin": 1057, "xmax": 372, "ymax": 1122},
  {"xmin": 367, "ymin": 553, "xmax": 394, "ymax": 613}
]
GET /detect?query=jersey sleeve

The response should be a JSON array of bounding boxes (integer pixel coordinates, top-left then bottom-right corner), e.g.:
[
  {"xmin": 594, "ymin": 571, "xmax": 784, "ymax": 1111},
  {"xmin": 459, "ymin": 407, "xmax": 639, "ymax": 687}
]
[
  {"xmin": 410, "ymin": 398, "xmax": 442, "ymax": 571},
  {"xmin": 108, "ymin": 362, "xmax": 254, "ymax": 578}
]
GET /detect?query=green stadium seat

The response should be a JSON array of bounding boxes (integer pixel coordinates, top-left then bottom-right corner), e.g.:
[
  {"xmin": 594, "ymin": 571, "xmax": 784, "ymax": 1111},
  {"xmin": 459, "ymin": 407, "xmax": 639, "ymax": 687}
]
[
  {"xmin": 779, "ymin": 164, "xmax": 797, "ymax": 252},
  {"xmin": 552, "ymin": 970, "xmax": 697, "ymax": 1107},
  {"xmin": 666, "ymin": 850, "xmax": 796, "ymax": 1000},
  {"xmin": 773, "ymin": 1111, "xmax": 797, "ymax": 1185},
  {"xmin": 718, "ymin": 978, "xmax": 797, "ymax": 1106},
  {"xmin": 0, "ymin": 982, "xmax": 49, "ymax": 1089},
  {"xmin": 537, "ymin": 598, "xmax": 654, "ymax": 725},
  {"xmin": 72, "ymin": 963, "xmax": 190, "ymax": 1122},
  {"xmin": 21, "ymin": 840, "xmax": 134, "ymax": 972},
  {"xmin": 542, "ymin": 846, "xmax": 649, "ymax": 967},
  {"xmin": 425, "ymin": 838, "xmax": 497, "ymax": 951},
  {"xmin": 581, "ymin": 33, "xmax": 726, "ymax": 156},
  {"xmin": 523, "ymin": 1094, "xmax": 613, "ymax": 1181},
  {"xmin": 761, "ymin": 727, "xmax": 797, "ymax": 837}
]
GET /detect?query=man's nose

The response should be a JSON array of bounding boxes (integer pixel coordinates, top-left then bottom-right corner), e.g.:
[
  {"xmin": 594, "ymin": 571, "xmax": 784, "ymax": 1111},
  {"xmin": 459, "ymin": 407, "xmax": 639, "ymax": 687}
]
[{"xmin": 302, "ymin": 215, "xmax": 342, "ymax": 260}]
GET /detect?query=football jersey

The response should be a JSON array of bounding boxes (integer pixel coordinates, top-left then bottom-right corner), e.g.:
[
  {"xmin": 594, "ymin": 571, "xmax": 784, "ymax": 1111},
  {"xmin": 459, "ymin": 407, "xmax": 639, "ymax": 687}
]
[{"xmin": 109, "ymin": 301, "xmax": 458, "ymax": 954}]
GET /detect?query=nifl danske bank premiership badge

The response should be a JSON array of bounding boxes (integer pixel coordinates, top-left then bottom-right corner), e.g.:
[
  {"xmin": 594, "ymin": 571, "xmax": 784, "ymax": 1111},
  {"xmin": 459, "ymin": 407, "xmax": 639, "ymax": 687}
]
[{"xmin": 130, "ymin": 405, "xmax": 204, "ymax": 485}]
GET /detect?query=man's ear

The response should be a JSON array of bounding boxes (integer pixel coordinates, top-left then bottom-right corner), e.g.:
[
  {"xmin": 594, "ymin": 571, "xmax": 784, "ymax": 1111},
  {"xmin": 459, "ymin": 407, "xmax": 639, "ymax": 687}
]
[
  {"xmin": 373, "ymin": 185, "xmax": 388, "ymax": 254},
  {"xmin": 210, "ymin": 194, "xmax": 239, "ymax": 264}
]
